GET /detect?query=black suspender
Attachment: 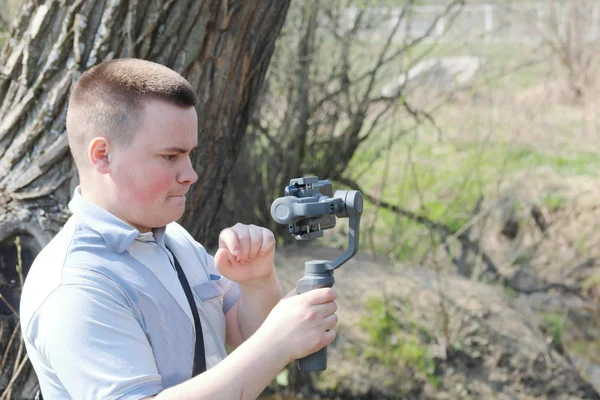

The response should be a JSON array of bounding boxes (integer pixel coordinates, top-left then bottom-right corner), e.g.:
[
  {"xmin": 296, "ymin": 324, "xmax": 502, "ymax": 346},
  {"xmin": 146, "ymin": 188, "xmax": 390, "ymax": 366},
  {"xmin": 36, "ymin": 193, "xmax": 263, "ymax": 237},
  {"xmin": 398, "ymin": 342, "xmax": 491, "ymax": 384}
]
[{"xmin": 167, "ymin": 247, "xmax": 207, "ymax": 376}]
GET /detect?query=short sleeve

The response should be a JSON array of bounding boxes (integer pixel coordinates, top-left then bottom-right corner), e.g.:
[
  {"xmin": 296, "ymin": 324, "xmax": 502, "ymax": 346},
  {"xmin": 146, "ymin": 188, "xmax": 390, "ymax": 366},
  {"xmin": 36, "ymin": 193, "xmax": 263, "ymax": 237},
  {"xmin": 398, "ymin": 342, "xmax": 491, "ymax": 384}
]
[{"xmin": 26, "ymin": 281, "xmax": 163, "ymax": 399}]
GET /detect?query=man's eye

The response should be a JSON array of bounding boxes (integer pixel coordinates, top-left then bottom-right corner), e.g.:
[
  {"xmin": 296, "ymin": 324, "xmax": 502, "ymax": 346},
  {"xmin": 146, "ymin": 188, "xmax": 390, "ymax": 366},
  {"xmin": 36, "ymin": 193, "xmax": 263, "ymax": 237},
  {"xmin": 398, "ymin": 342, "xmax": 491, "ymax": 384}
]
[{"xmin": 163, "ymin": 155, "xmax": 176, "ymax": 161}]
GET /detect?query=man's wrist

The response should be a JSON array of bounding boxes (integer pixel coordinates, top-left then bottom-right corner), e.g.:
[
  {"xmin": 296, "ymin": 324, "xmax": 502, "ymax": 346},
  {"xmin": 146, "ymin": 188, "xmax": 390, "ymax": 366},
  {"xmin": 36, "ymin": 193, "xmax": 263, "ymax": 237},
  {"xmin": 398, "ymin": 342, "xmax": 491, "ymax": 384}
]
[
  {"xmin": 235, "ymin": 267, "xmax": 284, "ymax": 341},
  {"xmin": 238, "ymin": 268, "xmax": 280, "ymax": 294}
]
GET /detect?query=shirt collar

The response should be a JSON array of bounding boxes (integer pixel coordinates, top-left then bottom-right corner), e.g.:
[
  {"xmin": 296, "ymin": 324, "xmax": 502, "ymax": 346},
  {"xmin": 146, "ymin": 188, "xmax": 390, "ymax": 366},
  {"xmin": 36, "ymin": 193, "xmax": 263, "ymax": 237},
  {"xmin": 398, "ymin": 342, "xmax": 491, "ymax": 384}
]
[{"xmin": 68, "ymin": 186, "xmax": 167, "ymax": 253}]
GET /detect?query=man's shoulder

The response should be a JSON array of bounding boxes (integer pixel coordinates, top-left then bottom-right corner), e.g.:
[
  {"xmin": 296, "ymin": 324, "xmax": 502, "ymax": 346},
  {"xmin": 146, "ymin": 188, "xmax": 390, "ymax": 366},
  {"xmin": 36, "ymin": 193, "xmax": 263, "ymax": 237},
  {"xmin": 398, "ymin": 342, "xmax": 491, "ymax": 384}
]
[
  {"xmin": 29, "ymin": 215, "xmax": 114, "ymax": 275},
  {"xmin": 25, "ymin": 216, "xmax": 79, "ymax": 287},
  {"xmin": 20, "ymin": 217, "xmax": 79, "ymax": 335},
  {"xmin": 20, "ymin": 216, "xmax": 121, "ymax": 333}
]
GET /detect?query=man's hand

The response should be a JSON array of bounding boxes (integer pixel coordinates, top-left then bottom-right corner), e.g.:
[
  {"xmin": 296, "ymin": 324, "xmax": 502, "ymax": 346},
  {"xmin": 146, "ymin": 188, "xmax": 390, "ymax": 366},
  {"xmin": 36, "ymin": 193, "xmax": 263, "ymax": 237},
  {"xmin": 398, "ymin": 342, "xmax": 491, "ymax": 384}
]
[
  {"xmin": 257, "ymin": 288, "xmax": 338, "ymax": 362},
  {"xmin": 214, "ymin": 223, "xmax": 276, "ymax": 284}
]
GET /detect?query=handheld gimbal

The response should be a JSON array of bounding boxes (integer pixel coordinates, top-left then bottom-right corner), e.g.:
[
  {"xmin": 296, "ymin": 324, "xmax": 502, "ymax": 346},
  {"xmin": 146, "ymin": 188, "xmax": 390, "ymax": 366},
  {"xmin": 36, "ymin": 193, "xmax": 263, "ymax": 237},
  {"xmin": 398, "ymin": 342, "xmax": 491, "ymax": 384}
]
[{"xmin": 270, "ymin": 176, "xmax": 363, "ymax": 371}]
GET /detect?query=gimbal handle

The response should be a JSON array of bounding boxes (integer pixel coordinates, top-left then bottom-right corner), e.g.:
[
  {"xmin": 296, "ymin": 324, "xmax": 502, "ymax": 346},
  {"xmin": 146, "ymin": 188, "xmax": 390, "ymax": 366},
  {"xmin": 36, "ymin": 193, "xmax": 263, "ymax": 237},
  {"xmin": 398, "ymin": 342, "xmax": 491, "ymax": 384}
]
[{"xmin": 296, "ymin": 265, "xmax": 335, "ymax": 371}]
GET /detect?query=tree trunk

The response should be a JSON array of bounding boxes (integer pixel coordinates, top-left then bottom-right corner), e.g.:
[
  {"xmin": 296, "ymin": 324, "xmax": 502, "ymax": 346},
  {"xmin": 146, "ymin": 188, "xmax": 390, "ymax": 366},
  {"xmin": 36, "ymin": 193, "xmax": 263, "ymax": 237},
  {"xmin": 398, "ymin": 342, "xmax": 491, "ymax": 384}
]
[{"xmin": 0, "ymin": 0, "xmax": 289, "ymax": 397}]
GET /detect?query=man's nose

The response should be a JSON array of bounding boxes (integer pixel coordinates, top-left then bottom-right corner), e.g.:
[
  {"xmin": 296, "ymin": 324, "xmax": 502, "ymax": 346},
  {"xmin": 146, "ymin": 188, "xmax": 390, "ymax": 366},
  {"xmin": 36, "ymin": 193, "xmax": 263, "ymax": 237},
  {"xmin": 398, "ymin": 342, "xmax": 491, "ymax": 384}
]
[{"xmin": 178, "ymin": 157, "xmax": 198, "ymax": 185}]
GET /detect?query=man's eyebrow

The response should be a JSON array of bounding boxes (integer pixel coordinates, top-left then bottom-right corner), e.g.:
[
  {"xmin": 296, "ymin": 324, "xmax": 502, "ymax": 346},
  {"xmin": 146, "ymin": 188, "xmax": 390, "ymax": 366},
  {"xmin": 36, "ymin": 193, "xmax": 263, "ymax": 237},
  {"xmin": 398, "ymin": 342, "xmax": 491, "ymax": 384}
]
[{"xmin": 160, "ymin": 146, "xmax": 197, "ymax": 153}]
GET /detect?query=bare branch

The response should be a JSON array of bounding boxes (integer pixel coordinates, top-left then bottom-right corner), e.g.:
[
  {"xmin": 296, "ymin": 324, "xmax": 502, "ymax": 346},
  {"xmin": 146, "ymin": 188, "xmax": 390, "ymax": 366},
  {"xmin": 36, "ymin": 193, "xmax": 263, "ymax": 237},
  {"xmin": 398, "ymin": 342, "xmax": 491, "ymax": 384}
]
[
  {"xmin": 562, "ymin": 258, "xmax": 596, "ymax": 280},
  {"xmin": 336, "ymin": 175, "xmax": 501, "ymax": 280},
  {"xmin": 506, "ymin": 281, "xmax": 583, "ymax": 297},
  {"xmin": 314, "ymin": 0, "xmax": 464, "ymax": 114}
]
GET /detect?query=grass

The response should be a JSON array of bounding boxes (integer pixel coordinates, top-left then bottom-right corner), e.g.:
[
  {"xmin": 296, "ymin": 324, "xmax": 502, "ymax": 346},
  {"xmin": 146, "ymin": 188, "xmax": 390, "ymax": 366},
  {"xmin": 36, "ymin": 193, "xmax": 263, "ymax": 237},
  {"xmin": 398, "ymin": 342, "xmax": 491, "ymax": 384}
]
[
  {"xmin": 569, "ymin": 339, "xmax": 600, "ymax": 364},
  {"xmin": 273, "ymin": 27, "xmax": 562, "ymax": 251},
  {"xmin": 503, "ymin": 286, "xmax": 519, "ymax": 299},
  {"xmin": 325, "ymin": 35, "xmax": 596, "ymax": 264},
  {"xmin": 542, "ymin": 311, "xmax": 566, "ymax": 348},
  {"xmin": 0, "ymin": 30, "xmax": 8, "ymax": 48},
  {"xmin": 542, "ymin": 191, "xmax": 566, "ymax": 212},
  {"xmin": 359, "ymin": 296, "xmax": 440, "ymax": 387},
  {"xmin": 348, "ymin": 121, "xmax": 600, "ymax": 260}
]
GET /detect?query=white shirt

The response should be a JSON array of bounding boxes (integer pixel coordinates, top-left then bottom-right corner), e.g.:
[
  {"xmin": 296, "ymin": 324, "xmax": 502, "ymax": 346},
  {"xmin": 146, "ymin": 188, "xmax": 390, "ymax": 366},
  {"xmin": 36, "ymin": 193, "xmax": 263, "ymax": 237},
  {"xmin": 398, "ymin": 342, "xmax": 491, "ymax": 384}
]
[{"xmin": 20, "ymin": 188, "xmax": 240, "ymax": 399}]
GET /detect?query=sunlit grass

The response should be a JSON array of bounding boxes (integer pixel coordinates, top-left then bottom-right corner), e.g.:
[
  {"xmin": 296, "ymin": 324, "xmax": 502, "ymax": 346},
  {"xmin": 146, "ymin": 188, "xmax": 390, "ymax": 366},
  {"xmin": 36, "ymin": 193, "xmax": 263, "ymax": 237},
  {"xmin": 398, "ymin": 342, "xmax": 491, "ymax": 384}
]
[{"xmin": 347, "ymin": 123, "xmax": 600, "ymax": 260}]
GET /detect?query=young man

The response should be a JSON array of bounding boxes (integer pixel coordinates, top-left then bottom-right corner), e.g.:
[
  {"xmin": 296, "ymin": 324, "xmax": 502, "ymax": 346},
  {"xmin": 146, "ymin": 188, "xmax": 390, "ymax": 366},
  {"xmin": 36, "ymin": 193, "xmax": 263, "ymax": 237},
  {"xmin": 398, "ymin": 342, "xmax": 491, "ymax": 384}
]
[{"xmin": 20, "ymin": 58, "xmax": 338, "ymax": 399}]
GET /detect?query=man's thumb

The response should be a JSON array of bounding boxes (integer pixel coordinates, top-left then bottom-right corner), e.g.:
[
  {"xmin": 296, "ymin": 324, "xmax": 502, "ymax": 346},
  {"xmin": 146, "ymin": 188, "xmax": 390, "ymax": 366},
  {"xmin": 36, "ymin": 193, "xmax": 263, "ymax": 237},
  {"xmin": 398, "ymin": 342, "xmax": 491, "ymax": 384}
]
[{"xmin": 214, "ymin": 248, "xmax": 233, "ymax": 273}]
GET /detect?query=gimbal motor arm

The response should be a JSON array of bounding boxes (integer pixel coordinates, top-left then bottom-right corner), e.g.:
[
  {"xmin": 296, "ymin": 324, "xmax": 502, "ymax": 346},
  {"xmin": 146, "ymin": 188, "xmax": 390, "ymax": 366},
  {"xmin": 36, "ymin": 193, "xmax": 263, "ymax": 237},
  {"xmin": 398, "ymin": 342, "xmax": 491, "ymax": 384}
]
[{"xmin": 271, "ymin": 189, "xmax": 362, "ymax": 270}]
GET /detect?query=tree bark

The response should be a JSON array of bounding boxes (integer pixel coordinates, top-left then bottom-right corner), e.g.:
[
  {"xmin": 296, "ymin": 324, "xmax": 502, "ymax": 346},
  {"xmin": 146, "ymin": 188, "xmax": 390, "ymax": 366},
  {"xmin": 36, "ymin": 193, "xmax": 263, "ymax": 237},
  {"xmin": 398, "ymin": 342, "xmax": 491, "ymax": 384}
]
[
  {"xmin": 0, "ymin": 0, "xmax": 290, "ymax": 397},
  {"xmin": 0, "ymin": 0, "xmax": 290, "ymax": 247}
]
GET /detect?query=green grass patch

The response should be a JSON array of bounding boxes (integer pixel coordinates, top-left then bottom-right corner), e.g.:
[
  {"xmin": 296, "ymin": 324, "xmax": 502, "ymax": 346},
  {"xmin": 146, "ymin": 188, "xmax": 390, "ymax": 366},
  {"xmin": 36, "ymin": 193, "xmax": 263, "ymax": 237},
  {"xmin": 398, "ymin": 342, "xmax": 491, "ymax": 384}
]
[
  {"xmin": 503, "ymin": 286, "xmax": 518, "ymax": 299},
  {"xmin": 350, "ymin": 130, "xmax": 599, "ymax": 261},
  {"xmin": 542, "ymin": 311, "xmax": 566, "ymax": 347},
  {"xmin": 360, "ymin": 297, "xmax": 439, "ymax": 387},
  {"xmin": 505, "ymin": 148, "xmax": 600, "ymax": 175},
  {"xmin": 542, "ymin": 191, "xmax": 566, "ymax": 211},
  {"xmin": 568, "ymin": 339, "xmax": 600, "ymax": 364}
]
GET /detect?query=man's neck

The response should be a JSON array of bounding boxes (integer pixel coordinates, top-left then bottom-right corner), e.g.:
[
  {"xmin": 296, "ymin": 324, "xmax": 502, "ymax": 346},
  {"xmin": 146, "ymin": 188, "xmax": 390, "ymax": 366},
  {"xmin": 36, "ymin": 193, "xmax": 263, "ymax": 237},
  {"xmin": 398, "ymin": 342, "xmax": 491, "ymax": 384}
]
[{"xmin": 78, "ymin": 184, "xmax": 151, "ymax": 233}]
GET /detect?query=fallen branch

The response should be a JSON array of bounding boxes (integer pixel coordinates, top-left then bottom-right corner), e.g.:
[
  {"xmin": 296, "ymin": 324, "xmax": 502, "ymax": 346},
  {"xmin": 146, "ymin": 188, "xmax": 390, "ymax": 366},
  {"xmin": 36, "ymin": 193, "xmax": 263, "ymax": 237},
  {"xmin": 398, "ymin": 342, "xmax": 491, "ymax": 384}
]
[
  {"xmin": 504, "ymin": 281, "xmax": 583, "ymax": 297},
  {"xmin": 562, "ymin": 258, "xmax": 595, "ymax": 280}
]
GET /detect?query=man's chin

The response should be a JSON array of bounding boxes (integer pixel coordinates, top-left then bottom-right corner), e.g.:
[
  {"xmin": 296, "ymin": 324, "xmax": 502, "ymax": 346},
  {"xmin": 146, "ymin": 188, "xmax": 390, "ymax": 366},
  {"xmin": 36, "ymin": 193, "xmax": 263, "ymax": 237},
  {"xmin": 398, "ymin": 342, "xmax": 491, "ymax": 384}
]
[
  {"xmin": 167, "ymin": 203, "xmax": 186, "ymax": 222},
  {"xmin": 145, "ymin": 209, "xmax": 185, "ymax": 229},
  {"xmin": 168, "ymin": 195, "xmax": 186, "ymax": 204}
]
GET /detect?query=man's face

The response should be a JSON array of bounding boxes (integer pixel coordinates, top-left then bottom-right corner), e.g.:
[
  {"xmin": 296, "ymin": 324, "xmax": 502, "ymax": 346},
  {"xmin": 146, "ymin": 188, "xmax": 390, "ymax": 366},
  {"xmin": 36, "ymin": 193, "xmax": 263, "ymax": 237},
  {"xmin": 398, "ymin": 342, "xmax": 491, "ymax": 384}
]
[{"xmin": 109, "ymin": 99, "xmax": 198, "ymax": 232}]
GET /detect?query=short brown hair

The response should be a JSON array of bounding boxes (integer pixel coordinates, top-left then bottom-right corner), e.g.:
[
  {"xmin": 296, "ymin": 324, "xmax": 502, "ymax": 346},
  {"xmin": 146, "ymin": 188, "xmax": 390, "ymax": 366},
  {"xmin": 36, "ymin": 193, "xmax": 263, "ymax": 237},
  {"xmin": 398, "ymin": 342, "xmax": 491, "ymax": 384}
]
[{"xmin": 66, "ymin": 58, "xmax": 198, "ymax": 170}]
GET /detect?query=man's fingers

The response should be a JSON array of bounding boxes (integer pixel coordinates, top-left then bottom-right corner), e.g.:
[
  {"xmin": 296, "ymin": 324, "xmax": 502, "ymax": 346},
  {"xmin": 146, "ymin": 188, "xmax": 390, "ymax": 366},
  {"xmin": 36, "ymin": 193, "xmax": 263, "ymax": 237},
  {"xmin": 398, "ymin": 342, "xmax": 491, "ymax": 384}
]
[
  {"xmin": 219, "ymin": 224, "xmax": 251, "ymax": 262},
  {"xmin": 259, "ymin": 227, "xmax": 275, "ymax": 256},
  {"xmin": 234, "ymin": 224, "xmax": 250, "ymax": 261},
  {"xmin": 313, "ymin": 301, "xmax": 338, "ymax": 318},
  {"xmin": 220, "ymin": 224, "xmax": 275, "ymax": 262},
  {"xmin": 322, "ymin": 329, "xmax": 336, "ymax": 347},
  {"xmin": 218, "ymin": 228, "xmax": 240, "ymax": 257},
  {"xmin": 323, "ymin": 313, "xmax": 338, "ymax": 331},
  {"xmin": 248, "ymin": 224, "xmax": 262, "ymax": 259},
  {"xmin": 301, "ymin": 287, "xmax": 337, "ymax": 305},
  {"xmin": 214, "ymin": 248, "xmax": 233, "ymax": 271}
]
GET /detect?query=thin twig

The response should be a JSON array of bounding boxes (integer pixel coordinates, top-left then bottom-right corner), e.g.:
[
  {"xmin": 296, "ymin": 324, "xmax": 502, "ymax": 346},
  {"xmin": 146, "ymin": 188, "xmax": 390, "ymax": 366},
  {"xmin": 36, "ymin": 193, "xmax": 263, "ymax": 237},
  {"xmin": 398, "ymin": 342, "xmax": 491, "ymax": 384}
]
[
  {"xmin": 0, "ymin": 354, "xmax": 29, "ymax": 400},
  {"xmin": 0, "ymin": 322, "xmax": 20, "ymax": 371},
  {"xmin": 562, "ymin": 258, "xmax": 595, "ymax": 280},
  {"xmin": 0, "ymin": 293, "xmax": 18, "ymax": 317},
  {"xmin": 11, "ymin": 333, "xmax": 24, "ymax": 388}
]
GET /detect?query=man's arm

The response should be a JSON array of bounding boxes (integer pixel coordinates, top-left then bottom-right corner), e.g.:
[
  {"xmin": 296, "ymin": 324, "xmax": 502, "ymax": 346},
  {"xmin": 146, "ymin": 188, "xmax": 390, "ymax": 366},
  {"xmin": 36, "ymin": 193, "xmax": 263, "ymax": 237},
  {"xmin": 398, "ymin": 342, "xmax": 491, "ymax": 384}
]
[
  {"xmin": 141, "ymin": 223, "xmax": 335, "ymax": 399},
  {"xmin": 28, "ymin": 284, "xmax": 164, "ymax": 400},
  {"xmin": 35, "ymin": 274, "xmax": 335, "ymax": 400},
  {"xmin": 225, "ymin": 270, "xmax": 285, "ymax": 347},
  {"xmin": 144, "ymin": 287, "xmax": 338, "ymax": 400},
  {"xmin": 213, "ymin": 223, "xmax": 285, "ymax": 347},
  {"xmin": 142, "ymin": 322, "xmax": 287, "ymax": 400}
]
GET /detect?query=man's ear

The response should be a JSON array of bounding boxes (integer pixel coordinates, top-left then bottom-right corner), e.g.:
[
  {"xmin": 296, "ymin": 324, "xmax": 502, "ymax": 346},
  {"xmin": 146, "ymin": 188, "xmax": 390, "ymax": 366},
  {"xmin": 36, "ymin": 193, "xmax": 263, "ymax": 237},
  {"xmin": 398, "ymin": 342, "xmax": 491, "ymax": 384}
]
[{"xmin": 88, "ymin": 137, "xmax": 111, "ymax": 174}]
